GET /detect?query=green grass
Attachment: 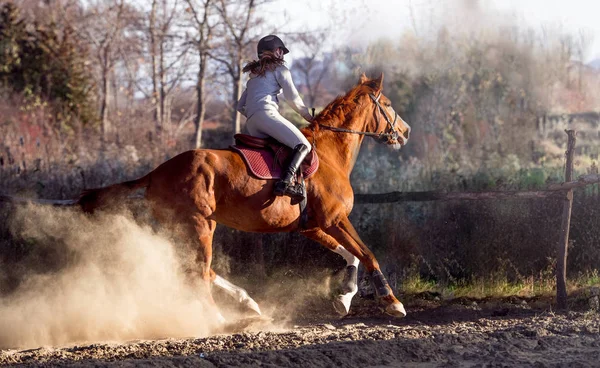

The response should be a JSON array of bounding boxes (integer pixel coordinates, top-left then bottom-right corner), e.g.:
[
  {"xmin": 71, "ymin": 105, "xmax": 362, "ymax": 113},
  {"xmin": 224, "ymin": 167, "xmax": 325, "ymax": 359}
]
[
  {"xmin": 571, "ymin": 270, "xmax": 600, "ymax": 289},
  {"xmin": 399, "ymin": 270, "xmax": 600, "ymax": 300}
]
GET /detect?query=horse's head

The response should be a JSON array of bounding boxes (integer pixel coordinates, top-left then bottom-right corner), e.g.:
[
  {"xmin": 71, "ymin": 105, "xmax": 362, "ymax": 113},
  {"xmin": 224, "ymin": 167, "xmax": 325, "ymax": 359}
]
[{"xmin": 359, "ymin": 73, "xmax": 411, "ymax": 150}]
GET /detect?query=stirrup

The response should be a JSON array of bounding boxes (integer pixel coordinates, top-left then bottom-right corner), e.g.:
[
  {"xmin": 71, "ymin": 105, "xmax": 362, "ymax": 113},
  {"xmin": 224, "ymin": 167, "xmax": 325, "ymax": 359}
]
[
  {"xmin": 273, "ymin": 180, "xmax": 288, "ymax": 196},
  {"xmin": 285, "ymin": 182, "xmax": 306, "ymax": 202},
  {"xmin": 273, "ymin": 181, "xmax": 305, "ymax": 202}
]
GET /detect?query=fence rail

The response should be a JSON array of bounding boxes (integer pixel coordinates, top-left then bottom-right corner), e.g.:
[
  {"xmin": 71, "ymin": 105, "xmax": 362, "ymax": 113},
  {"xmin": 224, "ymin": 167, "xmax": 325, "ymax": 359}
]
[{"xmin": 355, "ymin": 174, "xmax": 600, "ymax": 204}]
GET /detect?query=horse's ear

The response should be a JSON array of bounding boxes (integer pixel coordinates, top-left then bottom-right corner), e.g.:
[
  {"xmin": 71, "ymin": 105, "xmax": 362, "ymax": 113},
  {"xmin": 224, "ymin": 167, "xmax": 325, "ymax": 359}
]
[
  {"xmin": 359, "ymin": 72, "xmax": 368, "ymax": 84},
  {"xmin": 374, "ymin": 73, "xmax": 384, "ymax": 91},
  {"xmin": 365, "ymin": 73, "xmax": 384, "ymax": 91}
]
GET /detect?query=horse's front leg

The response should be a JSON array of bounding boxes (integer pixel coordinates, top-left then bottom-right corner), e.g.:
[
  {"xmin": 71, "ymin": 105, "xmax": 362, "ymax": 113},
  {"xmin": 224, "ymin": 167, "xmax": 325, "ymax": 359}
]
[
  {"xmin": 302, "ymin": 229, "xmax": 359, "ymax": 315},
  {"xmin": 324, "ymin": 217, "xmax": 406, "ymax": 318}
]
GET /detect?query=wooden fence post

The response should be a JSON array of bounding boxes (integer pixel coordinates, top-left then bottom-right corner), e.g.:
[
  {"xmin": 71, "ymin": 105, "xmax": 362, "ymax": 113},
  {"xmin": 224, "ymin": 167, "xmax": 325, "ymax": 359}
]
[{"xmin": 556, "ymin": 129, "xmax": 576, "ymax": 310}]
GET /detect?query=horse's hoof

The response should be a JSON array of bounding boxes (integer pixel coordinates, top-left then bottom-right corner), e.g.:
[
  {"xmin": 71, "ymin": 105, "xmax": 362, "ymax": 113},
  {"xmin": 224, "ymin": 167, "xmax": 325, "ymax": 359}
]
[
  {"xmin": 216, "ymin": 311, "xmax": 227, "ymax": 324},
  {"xmin": 243, "ymin": 297, "xmax": 262, "ymax": 316},
  {"xmin": 385, "ymin": 302, "xmax": 407, "ymax": 318},
  {"xmin": 332, "ymin": 293, "xmax": 353, "ymax": 316}
]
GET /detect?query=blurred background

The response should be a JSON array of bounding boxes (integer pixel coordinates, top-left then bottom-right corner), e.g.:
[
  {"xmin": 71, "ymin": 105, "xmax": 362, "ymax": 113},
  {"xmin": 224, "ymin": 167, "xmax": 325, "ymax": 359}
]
[{"xmin": 1, "ymin": 0, "xmax": 599, "ymax": 299}]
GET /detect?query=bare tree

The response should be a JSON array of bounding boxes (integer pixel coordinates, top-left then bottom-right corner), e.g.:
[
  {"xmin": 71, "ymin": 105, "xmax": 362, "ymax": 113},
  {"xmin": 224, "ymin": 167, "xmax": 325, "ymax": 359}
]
[
  {"xmin": 292, "ymin": 30, "xmax": 334, "ymax": 107},
  {"xmin": 116, "ymin": 13, "xmax": 145, "ymax": 118},
  {"xmin": 184, "ymin": 0, "xmax": 215, "ymax": 148},
  {"xmin": 149, "ymin": 0, "xmax": 162, "ymax": 129},
  {"xmin": 69, "ymin": 0, "xmax": 129, "ymax": 147},
  {"xmin": 211, "ymin": 0, "xmax": 267, "ymax": 136},
  {"xmin": 148, "ymin": 0, "xmax": 191, "ymax": 136},
  {"xmin": 115, "ymin": 0, "xmax": 192, "ymax": 145},
  {"xmin": 575, "ymin": 29, "xmax": 594, "ymax": 93}
]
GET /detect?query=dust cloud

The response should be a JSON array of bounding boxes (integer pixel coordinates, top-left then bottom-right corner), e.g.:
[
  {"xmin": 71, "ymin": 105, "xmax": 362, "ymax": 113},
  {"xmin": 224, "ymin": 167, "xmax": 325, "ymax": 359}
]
[{"xmin": 0, "ymin": 205, "xmax": 222, "ymax": 349}]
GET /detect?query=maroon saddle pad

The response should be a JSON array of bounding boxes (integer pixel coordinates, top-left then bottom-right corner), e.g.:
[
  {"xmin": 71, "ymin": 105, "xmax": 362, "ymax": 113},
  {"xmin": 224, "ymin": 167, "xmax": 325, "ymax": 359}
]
[{"xmin": 230, "ymin": 134, "xmax": 319, "ymax": 180}]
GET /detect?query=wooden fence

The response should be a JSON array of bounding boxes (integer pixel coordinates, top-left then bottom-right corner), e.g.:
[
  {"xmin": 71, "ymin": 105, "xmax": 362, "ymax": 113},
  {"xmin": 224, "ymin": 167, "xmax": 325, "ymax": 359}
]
[{"xmin": 355, "ymin": 130, "xmax": 600, "ymax": 309}]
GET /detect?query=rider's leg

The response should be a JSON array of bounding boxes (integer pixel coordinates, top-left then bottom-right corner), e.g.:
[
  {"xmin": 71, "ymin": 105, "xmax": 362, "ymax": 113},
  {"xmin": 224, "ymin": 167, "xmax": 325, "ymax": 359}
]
[
  {"xmin": 246, "ymin": 109, "xmax": 311, "ymax": 201},
  {"xmin": 273, "ymin": 144, "xmax": 310, "ymax": 199},
  {"xmin": 246, "ymin": 109, "xmax": 311, "ymax": 149}
]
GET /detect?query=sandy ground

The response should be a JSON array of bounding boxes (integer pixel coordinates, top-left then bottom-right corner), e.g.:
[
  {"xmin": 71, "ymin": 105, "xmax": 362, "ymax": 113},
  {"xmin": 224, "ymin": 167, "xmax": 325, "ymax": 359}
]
[{"xmin": 2, "ymin": 298, "xmax": 600, "ymax": 367}]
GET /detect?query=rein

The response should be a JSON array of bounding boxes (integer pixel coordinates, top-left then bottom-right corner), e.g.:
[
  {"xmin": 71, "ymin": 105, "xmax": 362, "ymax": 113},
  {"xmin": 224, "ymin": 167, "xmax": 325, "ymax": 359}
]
[{"xmin": 315, "ymin": 92, "xmax": 400, "ymax": 142}]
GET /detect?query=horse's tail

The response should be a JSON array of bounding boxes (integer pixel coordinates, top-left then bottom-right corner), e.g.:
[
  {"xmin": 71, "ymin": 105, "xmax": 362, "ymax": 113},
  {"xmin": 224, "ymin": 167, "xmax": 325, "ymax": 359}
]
[{"xmin": 77, "ymin": 174, "xmax": 151, "ymax": 213}]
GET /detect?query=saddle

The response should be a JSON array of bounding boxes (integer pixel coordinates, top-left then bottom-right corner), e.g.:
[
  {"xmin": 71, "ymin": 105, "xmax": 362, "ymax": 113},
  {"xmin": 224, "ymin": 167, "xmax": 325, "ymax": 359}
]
[{"xmin": 230, "ymin": 134, "xmax": 319, "ymax": 180}]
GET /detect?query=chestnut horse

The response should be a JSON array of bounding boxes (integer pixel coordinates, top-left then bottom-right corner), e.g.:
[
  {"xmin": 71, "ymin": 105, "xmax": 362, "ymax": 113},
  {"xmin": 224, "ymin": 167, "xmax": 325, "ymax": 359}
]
[{"xmin": 78, "ymin": 73, "xmax": 411, "ymax": 320}]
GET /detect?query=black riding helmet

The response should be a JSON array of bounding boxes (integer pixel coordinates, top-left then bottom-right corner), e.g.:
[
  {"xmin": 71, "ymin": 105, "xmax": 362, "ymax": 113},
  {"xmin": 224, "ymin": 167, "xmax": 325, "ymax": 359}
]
[{"xmin": 257, "ymin": 35, "xmax": 289, "ymax": 58}]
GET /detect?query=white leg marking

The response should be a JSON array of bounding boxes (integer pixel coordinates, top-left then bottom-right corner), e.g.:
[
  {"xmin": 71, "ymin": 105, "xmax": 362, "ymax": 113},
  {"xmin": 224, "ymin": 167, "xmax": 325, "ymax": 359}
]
[
  {"xmin": 333, "ymin": 292, "xmax": 355, "ymax": 315},
  {"xmin": 213, "ymin": 275, "xmax": 261, "ymax": 315},
  {"xmin": 333, "ymin": 245, "xmax": 359, "ymax": 267},
  {"xmin": 331, "ymin": 245, "xmax": 359, "ymax": 315}
]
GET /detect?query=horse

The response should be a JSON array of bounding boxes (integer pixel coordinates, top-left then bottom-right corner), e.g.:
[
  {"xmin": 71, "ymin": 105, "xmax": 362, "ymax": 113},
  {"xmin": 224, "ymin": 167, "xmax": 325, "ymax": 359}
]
[{"xmin": 77, "ymin": 73, "xmax": 412, "ymax": 321}]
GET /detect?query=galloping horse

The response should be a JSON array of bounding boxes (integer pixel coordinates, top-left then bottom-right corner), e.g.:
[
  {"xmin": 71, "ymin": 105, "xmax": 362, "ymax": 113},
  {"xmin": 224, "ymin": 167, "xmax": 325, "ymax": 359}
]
[{"xmin": 78, "ymin": 73, "xmax": 411, "ymax": 320}]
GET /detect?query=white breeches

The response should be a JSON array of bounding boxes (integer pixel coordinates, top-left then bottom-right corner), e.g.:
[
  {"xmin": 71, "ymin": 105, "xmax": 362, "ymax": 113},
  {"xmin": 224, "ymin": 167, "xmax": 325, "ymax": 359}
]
[{"xmin": 246, "ymin": 109, "xmax": 311, "ymax": 150}]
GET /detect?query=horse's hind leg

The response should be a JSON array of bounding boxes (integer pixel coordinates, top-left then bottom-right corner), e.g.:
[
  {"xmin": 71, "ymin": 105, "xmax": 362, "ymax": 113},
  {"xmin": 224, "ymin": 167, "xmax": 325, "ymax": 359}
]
[
  {"xmin": 188, "ymin": 216, "xmax": 228, "ymax": 321},
  {"xmin": 210, "ymin": 269, "xmax": 262, "ymax": 315},
  {"xmin": 302, "ymin": 229, "xmax": 359, "ymax": 316},
  {"xmin": 150, "ymin": 205, "xmax": 226, "ymax": 322},
  {"xmin": 163, "ymin": 211, "xmax": 224, "ymax": 322}
]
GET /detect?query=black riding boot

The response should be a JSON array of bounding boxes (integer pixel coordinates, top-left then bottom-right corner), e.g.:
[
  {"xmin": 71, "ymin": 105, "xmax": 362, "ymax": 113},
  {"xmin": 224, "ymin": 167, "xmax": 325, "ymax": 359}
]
[{"xmin": 274, "ymin": 144, "xmax": 310, "ymax": 201}]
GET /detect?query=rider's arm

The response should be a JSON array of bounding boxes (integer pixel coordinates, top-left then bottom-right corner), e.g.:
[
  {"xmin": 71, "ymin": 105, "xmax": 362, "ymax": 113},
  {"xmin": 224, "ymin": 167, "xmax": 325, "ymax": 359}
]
[
  {"xmin": 275, "ymin": 66, "xmax": 312, "ymax": 122},
  {"xmin": 236, "ymin": 88, "xmax": 248, "ymax": 117}
]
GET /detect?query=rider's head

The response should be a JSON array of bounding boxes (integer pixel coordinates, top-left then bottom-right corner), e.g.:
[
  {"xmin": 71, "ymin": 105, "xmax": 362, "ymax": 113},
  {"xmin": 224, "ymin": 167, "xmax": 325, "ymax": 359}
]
[
  {"xmin": 243, "ymin": 35, "xmax": 288, "ymax": 76},
  {"xmin": 257, "ymin": 35, "xmax": 289, "ymax": 59}
]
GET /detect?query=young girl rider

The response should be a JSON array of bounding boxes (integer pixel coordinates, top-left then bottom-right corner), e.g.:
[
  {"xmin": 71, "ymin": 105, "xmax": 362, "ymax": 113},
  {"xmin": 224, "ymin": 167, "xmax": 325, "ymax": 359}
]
[{"xmin": 236, "ymin": 35, "xmax": 313, "ymax": 202}]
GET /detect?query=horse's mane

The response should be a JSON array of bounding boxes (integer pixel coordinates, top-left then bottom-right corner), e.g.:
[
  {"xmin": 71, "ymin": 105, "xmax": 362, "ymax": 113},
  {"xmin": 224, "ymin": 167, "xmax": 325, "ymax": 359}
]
[{"xmin": 308, "ymin": 81, "xmax": 376, "ymax": 129}]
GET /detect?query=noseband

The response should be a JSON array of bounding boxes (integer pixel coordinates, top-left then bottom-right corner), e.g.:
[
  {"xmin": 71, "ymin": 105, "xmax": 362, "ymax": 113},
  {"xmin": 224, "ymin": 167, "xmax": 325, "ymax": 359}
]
[
  {"xmin": 316, "ymin": 92, "xmax": 401, "ymax": 142},
  {"xmin": 368, "ymin": 92, "xmax": 401, "ymax": 142}
]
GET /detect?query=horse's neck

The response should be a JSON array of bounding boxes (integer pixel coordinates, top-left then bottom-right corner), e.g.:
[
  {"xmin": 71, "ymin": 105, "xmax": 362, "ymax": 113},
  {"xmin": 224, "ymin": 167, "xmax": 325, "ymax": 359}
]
[{"xmin": 313, "ymin": 114, "xmax": 368, "ymax": 176}]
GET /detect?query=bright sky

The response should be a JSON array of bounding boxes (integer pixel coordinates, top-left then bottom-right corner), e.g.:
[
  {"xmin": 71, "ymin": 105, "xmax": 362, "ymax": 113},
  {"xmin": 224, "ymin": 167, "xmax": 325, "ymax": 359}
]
[{"xmin": 274, "ymin": 0, "xmax": 600, "ymax": 62}]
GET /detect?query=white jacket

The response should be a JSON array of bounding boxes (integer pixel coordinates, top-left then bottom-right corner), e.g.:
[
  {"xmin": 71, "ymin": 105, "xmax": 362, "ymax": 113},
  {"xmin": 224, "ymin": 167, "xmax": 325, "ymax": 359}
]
[{"xmin": 236, "ymin": 65, "xmax": 311, "ymax": 121}]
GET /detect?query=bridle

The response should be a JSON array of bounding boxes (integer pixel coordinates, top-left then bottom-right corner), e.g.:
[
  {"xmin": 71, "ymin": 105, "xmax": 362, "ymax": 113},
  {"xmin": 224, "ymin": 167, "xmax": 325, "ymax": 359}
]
[{"xmin": 316, "ymin": 92, "xmax": 402, "ymax": 143}]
